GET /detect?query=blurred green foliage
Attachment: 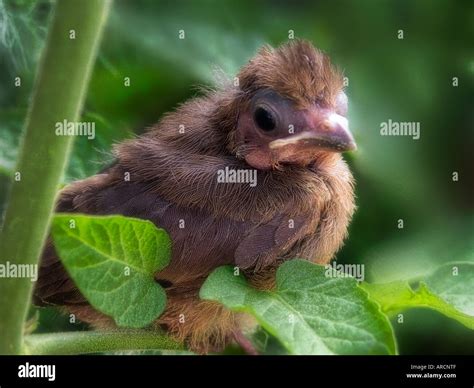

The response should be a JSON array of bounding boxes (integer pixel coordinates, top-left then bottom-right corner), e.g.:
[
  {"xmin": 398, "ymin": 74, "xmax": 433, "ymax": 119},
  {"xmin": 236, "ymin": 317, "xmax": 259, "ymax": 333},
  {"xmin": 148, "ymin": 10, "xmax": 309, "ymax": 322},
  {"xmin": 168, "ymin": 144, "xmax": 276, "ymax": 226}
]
[{"xmin": 0, "ymin": 0, "xmax": 473, "ymax": 354}]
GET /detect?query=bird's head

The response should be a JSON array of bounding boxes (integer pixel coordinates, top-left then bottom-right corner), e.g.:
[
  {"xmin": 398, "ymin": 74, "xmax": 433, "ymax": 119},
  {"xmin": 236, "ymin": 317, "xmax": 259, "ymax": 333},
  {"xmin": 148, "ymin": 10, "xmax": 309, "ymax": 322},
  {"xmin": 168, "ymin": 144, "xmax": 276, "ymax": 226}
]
[{"xmin": 228, "ymin": 40, "xmax": 356, "ymax": 170}]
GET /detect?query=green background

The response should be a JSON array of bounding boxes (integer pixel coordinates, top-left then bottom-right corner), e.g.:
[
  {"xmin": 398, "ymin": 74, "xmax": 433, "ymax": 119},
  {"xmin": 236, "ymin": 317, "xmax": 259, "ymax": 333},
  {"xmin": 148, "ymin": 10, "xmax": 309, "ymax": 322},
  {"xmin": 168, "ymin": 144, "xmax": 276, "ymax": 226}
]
[{"xmin": 0, "ymin": 0, "xmax": 473, "ymax": 354}]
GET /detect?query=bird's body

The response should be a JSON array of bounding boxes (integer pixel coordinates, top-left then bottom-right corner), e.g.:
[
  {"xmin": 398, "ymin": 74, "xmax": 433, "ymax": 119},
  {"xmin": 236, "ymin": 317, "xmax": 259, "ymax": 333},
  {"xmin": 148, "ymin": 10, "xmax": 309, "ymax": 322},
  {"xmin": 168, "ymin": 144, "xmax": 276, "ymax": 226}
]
[{"xmin": 34, "ymin": 40, "xmax": 356, "ymax": 353}]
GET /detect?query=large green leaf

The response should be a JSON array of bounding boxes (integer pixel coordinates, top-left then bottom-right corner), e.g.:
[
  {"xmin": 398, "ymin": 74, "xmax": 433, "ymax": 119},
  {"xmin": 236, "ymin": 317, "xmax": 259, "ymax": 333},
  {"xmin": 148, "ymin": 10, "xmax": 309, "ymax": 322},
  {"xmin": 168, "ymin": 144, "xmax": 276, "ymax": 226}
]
[
  {"xmin": 200, "ymin": 260, "xmax": 396, "ymax": 355},
  {"xmin": 361, "ymin": 262, "xmax": 474, "ymax": 329},
  {"xmin": 52, "ymin": 214, "xmax": 171, "ymax": 328}
]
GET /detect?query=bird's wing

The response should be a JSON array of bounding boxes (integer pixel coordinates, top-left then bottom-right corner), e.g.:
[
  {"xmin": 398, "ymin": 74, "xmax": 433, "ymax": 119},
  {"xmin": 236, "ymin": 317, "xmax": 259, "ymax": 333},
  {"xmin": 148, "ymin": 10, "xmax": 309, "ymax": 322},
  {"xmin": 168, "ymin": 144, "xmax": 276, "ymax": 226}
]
[
  {"xmin": 234, "ymin": 213, "xmax": 317, "ymax": 270},
  {"xmin": 34, "ymin": 169, "xmax": 318, "ymax": 306},
  {"xmin": 35, "ymin": 169, "xmax": 241, "ymax": 305}
]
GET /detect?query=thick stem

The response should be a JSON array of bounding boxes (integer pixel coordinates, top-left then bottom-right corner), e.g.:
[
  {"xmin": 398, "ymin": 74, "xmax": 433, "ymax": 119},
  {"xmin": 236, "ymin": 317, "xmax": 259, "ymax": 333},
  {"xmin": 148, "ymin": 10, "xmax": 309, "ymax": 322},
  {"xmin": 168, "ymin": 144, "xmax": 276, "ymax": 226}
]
[
  {"xmin": 23, "ymin": 331, "xmax": 185, "ymax": 355},
  {"xmin": 0, "ymin": 0, "xmax": 111, "ymax": 354}
]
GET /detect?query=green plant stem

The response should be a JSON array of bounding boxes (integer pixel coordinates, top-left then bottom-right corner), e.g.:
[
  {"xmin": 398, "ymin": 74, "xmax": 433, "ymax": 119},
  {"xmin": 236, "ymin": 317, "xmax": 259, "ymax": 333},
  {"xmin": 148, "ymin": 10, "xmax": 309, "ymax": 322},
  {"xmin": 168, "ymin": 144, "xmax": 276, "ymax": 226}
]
[
  {"xmin": 23, "ymin": 331, "xmax": 185, "ymax": 355},
  {"xmin": 0, "ymin": 0, "xmax": 111, "ymax": 354}
]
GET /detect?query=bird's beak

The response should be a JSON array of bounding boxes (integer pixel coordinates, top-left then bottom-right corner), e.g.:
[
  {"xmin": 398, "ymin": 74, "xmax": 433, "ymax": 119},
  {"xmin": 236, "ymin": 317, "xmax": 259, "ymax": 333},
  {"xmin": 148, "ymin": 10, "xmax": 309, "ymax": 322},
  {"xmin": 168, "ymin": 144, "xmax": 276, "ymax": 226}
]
[{"xmin": 269, "ymin": 111, "xmax": 357, "ymax": 153}]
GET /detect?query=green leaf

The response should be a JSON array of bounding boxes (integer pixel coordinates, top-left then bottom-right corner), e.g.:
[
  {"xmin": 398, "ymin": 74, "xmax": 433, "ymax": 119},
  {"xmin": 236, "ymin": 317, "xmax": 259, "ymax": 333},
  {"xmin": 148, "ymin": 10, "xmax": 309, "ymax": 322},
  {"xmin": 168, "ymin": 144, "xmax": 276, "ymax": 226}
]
[
  {"xmin": 200, "ymin": 260, "xmax": 396, "ymax": 355},
  {"xmin": 361, "ymin": 262, "xmax": 474, "ymax": 329},
  {"xmin": 52, "ymin": 214, "xmax": 171, "ymax": 328}
]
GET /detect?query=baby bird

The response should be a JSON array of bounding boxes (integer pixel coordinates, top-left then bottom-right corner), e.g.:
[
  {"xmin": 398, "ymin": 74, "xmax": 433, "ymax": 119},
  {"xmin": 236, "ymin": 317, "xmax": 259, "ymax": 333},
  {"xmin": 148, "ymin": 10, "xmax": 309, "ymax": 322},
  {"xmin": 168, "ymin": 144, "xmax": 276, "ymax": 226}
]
[{"xmin": 34, "ymin": 40, "xmax": 356, "ymax": 353}]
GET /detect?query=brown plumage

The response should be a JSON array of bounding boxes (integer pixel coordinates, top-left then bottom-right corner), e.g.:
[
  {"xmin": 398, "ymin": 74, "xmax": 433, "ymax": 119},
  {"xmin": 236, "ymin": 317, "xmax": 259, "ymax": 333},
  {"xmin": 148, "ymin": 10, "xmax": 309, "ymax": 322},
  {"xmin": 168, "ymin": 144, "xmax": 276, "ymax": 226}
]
[{"xmin": 34, "ymin": 40, "xmax": 356, "ymax": 353}]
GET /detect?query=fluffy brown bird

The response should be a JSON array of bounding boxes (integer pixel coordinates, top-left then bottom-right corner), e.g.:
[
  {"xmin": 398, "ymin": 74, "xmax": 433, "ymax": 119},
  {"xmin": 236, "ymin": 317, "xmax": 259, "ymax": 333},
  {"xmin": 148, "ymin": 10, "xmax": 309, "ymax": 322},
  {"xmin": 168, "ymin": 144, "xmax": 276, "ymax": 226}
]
[{"xmin": 34, "ymin": 40, "xmax": 356, "ymax": 353}]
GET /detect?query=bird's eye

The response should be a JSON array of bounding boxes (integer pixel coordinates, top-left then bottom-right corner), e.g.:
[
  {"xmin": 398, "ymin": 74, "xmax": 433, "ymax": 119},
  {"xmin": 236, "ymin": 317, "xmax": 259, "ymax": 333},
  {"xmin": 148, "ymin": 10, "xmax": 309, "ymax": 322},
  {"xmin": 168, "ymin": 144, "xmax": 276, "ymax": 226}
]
[{"xmin": 254, "ymin": 107, "xmax": 276, "ymax": 132}]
